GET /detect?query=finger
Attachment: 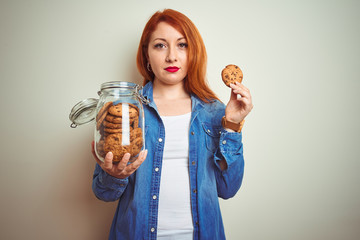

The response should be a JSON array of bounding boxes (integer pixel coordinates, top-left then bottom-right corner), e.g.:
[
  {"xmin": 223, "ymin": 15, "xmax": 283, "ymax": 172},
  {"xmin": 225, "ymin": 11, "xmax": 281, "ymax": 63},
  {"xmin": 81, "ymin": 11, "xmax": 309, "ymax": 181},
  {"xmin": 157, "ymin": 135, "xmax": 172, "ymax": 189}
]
[
  {"xmin": 117, "ymin": 152, "xmax": 131, "ymax": 171},
  {"xmin": 125, "ymin": 150, "xmax": 148, "ymax": 174},
  {"xmin": 229, "ymin": 83, "xmax": 237, "ymax": 89},
  {"xmin": 143, "ymin": 149, "xmax": 148, "ymax": 159},
  {"xmin": 237, "ymin": 97, "xmax": 254, "ymax": 113},
  {"xmin": 229, "ymin": 85, "xmax": 239, "ymax": 101},
  {"xmin": 230, "ymin": 82, "xmax": 245, "ymax": 90},
  {"xmin": 234, "ymin": 83, "xmax": 251, "ymax": 95},
  {"xmin": 233, "ymin": 87, "xmax": 251, "ymax": 99},
  {"xmin": 136, "ymin": 149, "xmax": 148, "ymax": 164},
  {"xmin": 103, "ymin": 152, "xmax": 114, "ymax": 170},
  {"xmin": 237, "ymin": 96, "xmax": 250, "ymax": 106},
  {"xmin": 235, "ymin": 81, "xmax": 250, "ymax": 91},
  {"xmin": 230, "ymin": 82, "xmax": 245, "ymax": 93}
]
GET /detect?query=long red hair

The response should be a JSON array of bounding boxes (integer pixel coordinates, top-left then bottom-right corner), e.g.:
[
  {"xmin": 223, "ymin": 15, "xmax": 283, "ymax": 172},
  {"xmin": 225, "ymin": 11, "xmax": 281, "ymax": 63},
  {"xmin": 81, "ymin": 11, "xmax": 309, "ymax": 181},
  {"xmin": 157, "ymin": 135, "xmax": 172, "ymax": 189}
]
[{"xmin": 136, "ymin": 9, "xmax": 219, "ymax": 103}]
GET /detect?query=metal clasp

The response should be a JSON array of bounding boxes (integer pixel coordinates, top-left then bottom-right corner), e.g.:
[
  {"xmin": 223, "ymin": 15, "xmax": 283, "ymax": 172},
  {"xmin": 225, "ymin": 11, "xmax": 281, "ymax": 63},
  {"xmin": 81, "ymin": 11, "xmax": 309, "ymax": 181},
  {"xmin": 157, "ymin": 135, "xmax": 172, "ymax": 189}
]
[{"xmin": 135, "ymin": 85, "xmax": 150, "ymax": 105}]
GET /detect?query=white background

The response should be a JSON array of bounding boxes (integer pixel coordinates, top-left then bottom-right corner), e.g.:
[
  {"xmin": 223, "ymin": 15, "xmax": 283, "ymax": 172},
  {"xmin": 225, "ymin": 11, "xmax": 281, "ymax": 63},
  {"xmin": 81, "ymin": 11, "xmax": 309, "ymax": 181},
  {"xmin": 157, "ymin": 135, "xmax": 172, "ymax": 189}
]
[{"xmin": 1, "ymin": 0, "xmax": 359, "ymax": 239}]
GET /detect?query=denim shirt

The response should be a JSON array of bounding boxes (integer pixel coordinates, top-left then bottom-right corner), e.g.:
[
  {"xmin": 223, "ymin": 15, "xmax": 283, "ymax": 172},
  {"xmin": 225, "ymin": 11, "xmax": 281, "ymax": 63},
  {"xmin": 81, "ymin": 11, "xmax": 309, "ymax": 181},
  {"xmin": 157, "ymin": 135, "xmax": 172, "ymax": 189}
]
[{"xmin": 92, "ymin": 81, "xmax": 245, "ymax": 240}]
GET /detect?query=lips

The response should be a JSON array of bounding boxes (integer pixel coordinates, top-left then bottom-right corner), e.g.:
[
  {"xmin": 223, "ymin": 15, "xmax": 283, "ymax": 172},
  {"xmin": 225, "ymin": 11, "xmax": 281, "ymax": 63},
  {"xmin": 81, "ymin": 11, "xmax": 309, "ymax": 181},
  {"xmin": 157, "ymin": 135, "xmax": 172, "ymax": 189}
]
[{"xmin": 165, "ymin": 66, "xmax": 180, "ymax": 73}]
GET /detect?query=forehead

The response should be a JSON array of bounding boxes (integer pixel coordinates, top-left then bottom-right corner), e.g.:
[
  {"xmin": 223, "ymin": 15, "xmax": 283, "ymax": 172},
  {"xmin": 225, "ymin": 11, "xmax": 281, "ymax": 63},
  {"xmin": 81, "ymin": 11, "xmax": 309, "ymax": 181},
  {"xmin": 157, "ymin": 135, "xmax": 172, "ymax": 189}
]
[{"xmin": 150, "ymin": 22, "xmax": 185, "ymax": 40}]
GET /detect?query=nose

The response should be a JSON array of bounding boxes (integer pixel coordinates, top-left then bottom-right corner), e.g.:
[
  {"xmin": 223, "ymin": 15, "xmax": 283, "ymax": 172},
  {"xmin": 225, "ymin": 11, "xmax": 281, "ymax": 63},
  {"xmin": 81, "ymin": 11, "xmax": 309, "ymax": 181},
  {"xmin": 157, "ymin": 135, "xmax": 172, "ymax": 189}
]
[{"xmin": 166, "ymin": 46, "xmax": 177, "ymax": 62}]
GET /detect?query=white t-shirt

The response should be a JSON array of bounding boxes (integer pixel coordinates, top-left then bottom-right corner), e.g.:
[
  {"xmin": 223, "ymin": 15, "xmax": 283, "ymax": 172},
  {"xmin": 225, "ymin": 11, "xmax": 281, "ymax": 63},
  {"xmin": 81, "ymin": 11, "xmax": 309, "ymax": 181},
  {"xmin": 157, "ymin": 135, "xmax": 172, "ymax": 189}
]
[{"xmin": 157, "ymin": 112, "xmax": 193, "ymax": 240}]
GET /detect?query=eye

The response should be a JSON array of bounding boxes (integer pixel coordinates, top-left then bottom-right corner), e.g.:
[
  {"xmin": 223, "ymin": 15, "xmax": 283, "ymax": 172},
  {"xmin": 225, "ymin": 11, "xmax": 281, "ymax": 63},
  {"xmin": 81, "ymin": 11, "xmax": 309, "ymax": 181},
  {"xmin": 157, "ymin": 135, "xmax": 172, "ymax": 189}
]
[
  {"xmin": 178, "ymin": 42, "xmax": 188, "ymax": 48},
  {"xmin": 154, "ymin": 43, "xmax": 166, "ymax": 49}
]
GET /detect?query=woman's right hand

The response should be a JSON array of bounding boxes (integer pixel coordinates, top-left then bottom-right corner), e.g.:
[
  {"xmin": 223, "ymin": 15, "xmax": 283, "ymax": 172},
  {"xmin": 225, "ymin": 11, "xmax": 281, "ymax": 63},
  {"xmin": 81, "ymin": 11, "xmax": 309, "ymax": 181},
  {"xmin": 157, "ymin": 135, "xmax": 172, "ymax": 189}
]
[{"xmin": 91, "ymin": 141, "xmax": 148, "ymax": 179}]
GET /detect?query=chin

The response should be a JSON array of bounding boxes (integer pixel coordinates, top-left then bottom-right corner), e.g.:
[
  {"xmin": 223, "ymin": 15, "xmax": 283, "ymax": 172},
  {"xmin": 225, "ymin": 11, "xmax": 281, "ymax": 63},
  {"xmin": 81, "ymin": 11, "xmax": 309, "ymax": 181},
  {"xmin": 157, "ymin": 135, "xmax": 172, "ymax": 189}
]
[{"xmin": 157, "ymin": 74, "xmax": 186, "ymax": 84}]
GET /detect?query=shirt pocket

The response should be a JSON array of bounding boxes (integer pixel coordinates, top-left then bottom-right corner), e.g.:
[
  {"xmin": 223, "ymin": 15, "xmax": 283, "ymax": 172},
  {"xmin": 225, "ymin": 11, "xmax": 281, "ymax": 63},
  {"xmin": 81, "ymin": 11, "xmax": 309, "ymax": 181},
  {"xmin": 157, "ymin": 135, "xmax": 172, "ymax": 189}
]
[{"xmin": 202, "ymin": 122, "xmax": 222, "ymax": 152}]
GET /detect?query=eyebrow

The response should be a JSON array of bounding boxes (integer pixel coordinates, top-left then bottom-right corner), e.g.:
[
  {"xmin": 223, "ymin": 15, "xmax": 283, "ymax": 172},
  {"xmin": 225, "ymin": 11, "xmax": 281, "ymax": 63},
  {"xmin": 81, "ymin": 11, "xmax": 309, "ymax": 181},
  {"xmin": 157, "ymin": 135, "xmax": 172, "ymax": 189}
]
[{"xmin": 153, "ymin": 37, "xmax": 186, "ymax": 42}]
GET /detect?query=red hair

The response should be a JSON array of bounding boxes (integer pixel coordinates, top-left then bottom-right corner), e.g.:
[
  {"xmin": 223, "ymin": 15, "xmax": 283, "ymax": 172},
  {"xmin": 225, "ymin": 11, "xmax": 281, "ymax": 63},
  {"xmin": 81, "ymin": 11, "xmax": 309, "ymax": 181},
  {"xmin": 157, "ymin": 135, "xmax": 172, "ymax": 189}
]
[{"xmin": 136, "ymin": 9, "xmax": 219, "ymax": 103}]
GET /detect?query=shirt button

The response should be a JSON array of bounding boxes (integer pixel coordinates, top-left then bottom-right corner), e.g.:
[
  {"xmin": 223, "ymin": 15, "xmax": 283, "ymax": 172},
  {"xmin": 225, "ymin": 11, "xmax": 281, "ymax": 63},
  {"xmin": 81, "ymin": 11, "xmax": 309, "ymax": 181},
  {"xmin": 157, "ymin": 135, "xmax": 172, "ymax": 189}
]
[
  {"xmin": 151, "ymin": 227, "xmax": 155, "ymax": 232},
  {"xmin": 191, "ymin": 131, "xmax": 195, "ymax": 135},
  {"xmin": 222, "ymin": 140, "xmax": 227, "ymax": 145},
  {"xmin": 158, "ymin": 138, "xmax": 163, "ymax": 142},
  {"xmin": 193, "ymin": 189, "xmax": 197, "ymax": 193},
  {"xmin": 153, "ymin": 195, "xmax": 157, "ymax": 200},
  {"xmin": 155, "ymin": 167, "xmax": 159, "ymax": 172},
  {"xmin": 192, "ymin": 161, "xmax": 195, "ymax": 165}
]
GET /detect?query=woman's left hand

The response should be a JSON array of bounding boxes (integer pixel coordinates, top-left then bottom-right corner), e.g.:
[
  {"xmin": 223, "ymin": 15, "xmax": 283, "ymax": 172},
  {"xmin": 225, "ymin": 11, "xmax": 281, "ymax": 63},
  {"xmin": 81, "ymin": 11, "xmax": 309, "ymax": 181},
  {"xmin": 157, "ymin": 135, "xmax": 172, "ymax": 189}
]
[{"xmin": 225, "ymin": 82, "xmax": 253, "ymax": 123}]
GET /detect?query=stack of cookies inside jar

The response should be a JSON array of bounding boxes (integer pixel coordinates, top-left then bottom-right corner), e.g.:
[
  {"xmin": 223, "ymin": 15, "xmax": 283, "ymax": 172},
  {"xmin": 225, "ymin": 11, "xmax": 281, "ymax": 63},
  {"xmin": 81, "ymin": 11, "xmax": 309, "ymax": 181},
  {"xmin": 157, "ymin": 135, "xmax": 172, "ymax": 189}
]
[{"xmin": 95, "ymin": 101, "xmax": 143, "ymax": 162}]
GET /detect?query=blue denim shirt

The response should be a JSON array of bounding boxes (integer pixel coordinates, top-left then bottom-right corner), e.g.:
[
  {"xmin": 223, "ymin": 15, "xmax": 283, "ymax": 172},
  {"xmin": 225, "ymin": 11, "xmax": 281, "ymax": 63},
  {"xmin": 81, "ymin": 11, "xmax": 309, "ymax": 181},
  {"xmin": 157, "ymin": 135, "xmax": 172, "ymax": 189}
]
[{"xmin": 92, "ymin": 81, "xmax": 245, "ymax": 240}]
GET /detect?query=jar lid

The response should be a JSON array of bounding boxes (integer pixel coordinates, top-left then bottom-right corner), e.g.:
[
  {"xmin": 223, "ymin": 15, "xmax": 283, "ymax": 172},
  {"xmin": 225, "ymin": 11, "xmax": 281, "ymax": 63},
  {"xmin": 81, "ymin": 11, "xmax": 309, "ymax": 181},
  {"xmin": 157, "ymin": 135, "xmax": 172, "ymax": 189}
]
[
  {"xmin": 100, "ymin": 81, "xmax": 138, "ymax": 91},
  {"xmin": 69, "ymin": 98, "xmax": 98, "ymax": 128}
]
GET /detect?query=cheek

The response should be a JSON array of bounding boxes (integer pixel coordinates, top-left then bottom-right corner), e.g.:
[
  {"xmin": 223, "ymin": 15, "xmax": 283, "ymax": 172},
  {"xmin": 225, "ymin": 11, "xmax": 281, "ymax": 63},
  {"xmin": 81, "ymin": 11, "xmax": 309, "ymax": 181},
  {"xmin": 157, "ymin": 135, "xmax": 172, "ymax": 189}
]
[
  {"xmin": 181, "ymin": 53, "xmax": 189, "ymax": 69},
  {"xmin": 180, "ymin": 51, "xmax": 188, "ymax": 61},
  {"xmin": 148, "ymin": 51, "xmax": 163, "ymax": 67}
]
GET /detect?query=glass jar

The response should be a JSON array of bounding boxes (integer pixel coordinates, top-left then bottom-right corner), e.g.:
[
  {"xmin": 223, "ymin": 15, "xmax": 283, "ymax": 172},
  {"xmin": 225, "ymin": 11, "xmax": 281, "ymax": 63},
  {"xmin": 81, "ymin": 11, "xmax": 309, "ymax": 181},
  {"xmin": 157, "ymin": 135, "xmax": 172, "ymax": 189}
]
[{"xmin": 69, "ymin": 81, "xmax": 148, "ymax": 162}]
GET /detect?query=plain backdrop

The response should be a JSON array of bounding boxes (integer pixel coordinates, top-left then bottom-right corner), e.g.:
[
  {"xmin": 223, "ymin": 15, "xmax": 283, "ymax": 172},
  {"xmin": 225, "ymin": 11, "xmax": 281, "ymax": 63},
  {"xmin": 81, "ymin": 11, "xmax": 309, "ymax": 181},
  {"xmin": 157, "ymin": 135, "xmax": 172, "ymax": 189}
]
[{"xmin": 1, "ymin": 0, "xmax": 359, "ymax": 239}]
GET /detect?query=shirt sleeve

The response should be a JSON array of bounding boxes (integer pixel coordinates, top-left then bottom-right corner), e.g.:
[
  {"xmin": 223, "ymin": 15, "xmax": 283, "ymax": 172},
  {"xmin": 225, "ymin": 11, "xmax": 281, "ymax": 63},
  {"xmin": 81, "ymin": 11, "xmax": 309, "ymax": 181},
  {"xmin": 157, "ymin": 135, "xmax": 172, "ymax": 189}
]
[
  {"xmin": 213, "ymin": 130, "xmax": 245, "ymax": 199},
  {"xmin": 92, "ymin": 163, "xmax": 128, "ymax": 202}
]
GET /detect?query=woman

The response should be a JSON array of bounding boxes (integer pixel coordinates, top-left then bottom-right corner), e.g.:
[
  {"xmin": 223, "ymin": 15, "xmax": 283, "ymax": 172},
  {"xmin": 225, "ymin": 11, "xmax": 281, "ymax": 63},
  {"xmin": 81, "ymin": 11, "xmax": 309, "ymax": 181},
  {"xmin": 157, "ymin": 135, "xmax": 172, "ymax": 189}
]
[{"xmin": 92, "ymin": 9, "xmax": 253, "ymax": 240}]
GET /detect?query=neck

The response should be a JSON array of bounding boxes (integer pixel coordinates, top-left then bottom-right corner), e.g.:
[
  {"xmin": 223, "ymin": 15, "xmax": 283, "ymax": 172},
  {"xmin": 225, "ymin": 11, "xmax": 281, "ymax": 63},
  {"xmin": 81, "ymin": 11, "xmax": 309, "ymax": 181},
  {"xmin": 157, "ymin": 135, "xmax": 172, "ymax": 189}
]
[{"xmin": 152, "ymin": 80, "xmax": 189, "ymax": 100}]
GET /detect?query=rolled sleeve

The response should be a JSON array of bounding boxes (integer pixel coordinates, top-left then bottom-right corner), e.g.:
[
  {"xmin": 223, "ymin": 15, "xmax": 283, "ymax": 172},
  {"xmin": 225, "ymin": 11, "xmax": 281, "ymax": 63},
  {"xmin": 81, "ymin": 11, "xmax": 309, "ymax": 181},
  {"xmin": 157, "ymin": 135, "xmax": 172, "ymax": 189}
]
[
  {"xmin": 218, "ymin": 130, "xmax": 243, "ymax": 167},
  {"xmin": 220, "ymin": 130, "xmax": 243, "ymax": 152},
  {"xmin": 92, "ymin": 164, "xmax": 128, "ymax": 202},
  {"xmin": 214, "ymin": 130, "xmax": 245, "ymax": 199},
  {"xmin": 98, "ymin": 169, "xmax": 128, "ymax": 190}
]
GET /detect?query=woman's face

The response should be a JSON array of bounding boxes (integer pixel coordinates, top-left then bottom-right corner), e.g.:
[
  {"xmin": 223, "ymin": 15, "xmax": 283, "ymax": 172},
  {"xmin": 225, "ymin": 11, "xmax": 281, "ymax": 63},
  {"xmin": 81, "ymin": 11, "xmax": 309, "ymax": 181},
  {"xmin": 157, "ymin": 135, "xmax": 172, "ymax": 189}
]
[{"xmin": 147, "ymin": 22, "xmax": 188, "ymax": 87}]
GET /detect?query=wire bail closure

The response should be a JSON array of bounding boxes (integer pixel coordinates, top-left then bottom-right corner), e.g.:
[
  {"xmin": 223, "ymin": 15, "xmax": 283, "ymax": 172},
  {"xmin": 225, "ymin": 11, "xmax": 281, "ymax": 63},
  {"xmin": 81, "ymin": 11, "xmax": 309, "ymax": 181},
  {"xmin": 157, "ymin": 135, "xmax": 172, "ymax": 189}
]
[{"xmin": 135, "ymin": 85, "xmax": 150, "ymax": 105}]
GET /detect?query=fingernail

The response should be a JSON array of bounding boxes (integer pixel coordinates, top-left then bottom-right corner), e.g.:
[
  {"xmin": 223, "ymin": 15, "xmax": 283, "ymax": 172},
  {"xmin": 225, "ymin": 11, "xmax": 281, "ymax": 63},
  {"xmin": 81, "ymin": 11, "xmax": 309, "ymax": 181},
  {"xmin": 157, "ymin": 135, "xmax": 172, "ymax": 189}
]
[{"xmin": 106, "ymin": 151, "xmax": 113, "ymax": 159}]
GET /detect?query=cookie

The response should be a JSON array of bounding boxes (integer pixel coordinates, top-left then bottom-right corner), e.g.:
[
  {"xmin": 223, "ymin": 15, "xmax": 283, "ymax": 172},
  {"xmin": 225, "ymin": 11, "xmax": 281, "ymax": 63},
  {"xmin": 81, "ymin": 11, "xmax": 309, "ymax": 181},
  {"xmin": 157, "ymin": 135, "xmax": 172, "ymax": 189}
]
[
  {"xmin": 132, "ymin": 117, "xmax": 139, "ymax": 129},
  {"xmin": 108, "ymin": 103, "xmax": 123, "ymax": 117},
  {"xmin": 95, "ymin": 101, "xmax": 113, "ymax": 130},
  {"xmin": 104, "ymin": 133, "xmax": 131, "ymax": 162},
  {"xmin": 96, "ymin": 101, "xmax": 113, "ymax": 122},
  {"xmin": 131, "ymin": 128, "xmax": 142, "ymax": 140},
  {"xmin": 104, "ymin": 127, "xmax": 123, "ymax": 134},
  {"xmin": 105, "ymin": 114, "xmax": 122, "ymax": 124},
  {"xmin": 96, "ymin": 110, "xmax": 108, "ymax": 130},
  {"xmin": 96, "ymin": 139, "xmax": 106, "ymax": 158},
  {"xmin": 131, "ymin": 137, "xmax": 143, "ymax": 156},
  {"xmin": 108, "ymin": 103, "xmax": 139, "ymax": 118},
  {"xmin": 221, "ymin": 64, "xmax": 243, "ymax": 87},
  {"xmin": 128, "ymin": 103, "xmax": 139, "ymax": 110},
  {"xmin": 103, "ymin": 120, "xmax": 122, "ymax": 129},
  {"xmin": 129, "ymin": 105, "xmax": 139, "ymax": 117}
]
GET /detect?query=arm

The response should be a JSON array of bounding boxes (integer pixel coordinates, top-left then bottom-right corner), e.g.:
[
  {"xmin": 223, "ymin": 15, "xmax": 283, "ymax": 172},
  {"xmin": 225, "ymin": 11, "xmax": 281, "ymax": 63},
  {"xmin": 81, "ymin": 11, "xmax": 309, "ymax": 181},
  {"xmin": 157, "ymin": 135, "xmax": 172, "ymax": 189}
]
[
  {"xmin": 214, "ymin": 131, "xmax": 244, "ymax": 199},
  {"xmin": 214, "ymin": 82, "xmax": 252, "ymax": 199}
]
